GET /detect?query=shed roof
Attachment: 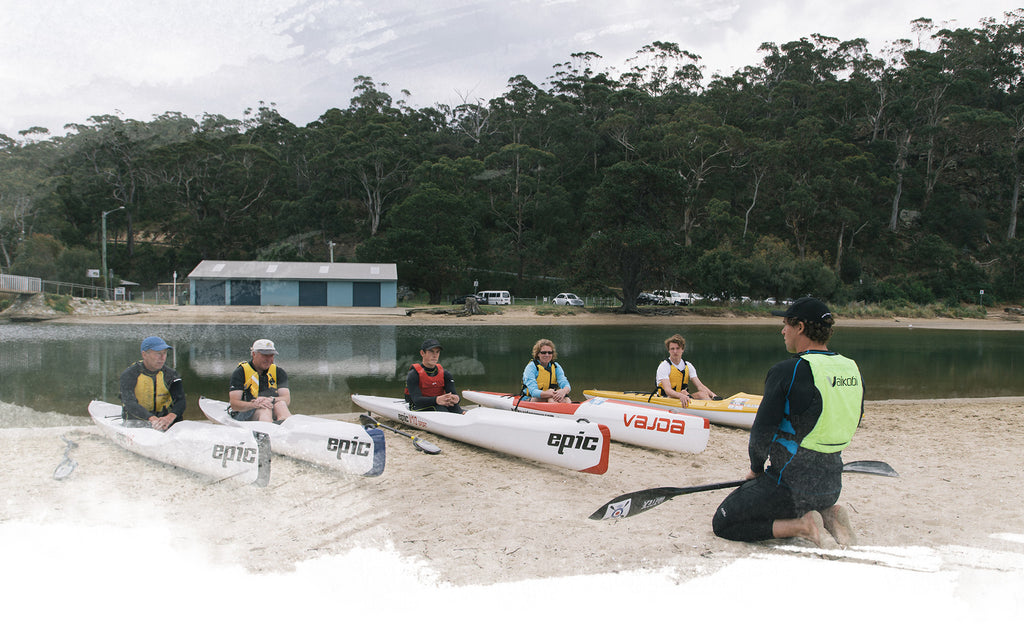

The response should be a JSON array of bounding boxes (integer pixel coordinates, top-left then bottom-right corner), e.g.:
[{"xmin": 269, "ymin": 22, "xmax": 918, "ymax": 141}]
[{"xmin": 187, "ymin": 260, "xmax": 397, "ymax": 281}]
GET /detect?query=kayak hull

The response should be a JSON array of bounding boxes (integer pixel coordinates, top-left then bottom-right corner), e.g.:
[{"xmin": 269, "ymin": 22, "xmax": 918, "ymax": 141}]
[
  {"xmin": 88, "ymin": 400, "xmax": 270, "ymax": 486},
  {"xmin": 462, "ymin": 390, "xmax": 709, "ymax": 453},
  {"xmin": 199, "ymin": 397, "xmax": 385, "ymax": 477},
  {"xmin": 582, "ymin": 390, "xmax": 761, "ymax": 429},
  {"xmin": 351, "ymin": 394, "xmax": 610, "ymax": 474}
]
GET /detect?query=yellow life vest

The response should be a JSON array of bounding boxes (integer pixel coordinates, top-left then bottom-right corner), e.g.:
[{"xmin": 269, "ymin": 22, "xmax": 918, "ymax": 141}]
[
  {"xmin": 239, "ymin": 361, "xmax": 278, "ymax": 400},
  {"xmin": 539, "ymin": 361, "xmax": 562, "ymax": 391},
  {"xmin": 666, "ymin": 359, "xmax": 690, "ymax": 392},
  {"xmin": 134, "ymin": 365, "xmax": 172, "ymax": 413}
]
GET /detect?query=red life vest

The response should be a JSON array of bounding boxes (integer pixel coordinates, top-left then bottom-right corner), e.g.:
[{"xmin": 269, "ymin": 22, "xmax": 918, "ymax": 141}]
[{"xmin": 405, "ymin": 363, "xmax": 446, "ymax": 399}]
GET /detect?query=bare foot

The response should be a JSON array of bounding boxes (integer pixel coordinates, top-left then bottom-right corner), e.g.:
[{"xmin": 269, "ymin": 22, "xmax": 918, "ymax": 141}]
[
  {"xmin": 802, "ymin": 510, "xmax": 825, "ymax": 547},
  {"xmin": 820, "ymin": 505, "xmax": 857, "ymax": 547},
  {"xmin": 772, "ymin": 511, "xmax": 824, "ymax": 546}
]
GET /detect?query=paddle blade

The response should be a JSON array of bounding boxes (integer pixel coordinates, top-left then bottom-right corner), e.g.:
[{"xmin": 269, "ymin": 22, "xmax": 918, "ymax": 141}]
[
  {"xmin": 842, "ymin": 460, "xmax": 899, "ymax": 477},
  {"xmin": 589, "ymin": 480, "xmax": 745, "ymax": 521},
  {"xmin": 358, "ymin": 414, "xmax": 380, "ymax": 429},
  {"xmin": 411, "ymin": 436, "xmax": 442, "ymax": 455}
]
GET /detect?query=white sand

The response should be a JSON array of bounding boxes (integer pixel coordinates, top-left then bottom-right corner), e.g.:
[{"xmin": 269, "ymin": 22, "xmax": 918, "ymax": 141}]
[{"xmin": 3, "ymin": 302, "xmax": 1023, "ymax": 635}]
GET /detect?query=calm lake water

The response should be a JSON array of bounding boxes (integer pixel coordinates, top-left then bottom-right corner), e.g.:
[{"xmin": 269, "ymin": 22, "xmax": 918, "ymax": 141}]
[{"xmin": 1, "ymin": 322, "xmax": 1022, "ymax": 422}]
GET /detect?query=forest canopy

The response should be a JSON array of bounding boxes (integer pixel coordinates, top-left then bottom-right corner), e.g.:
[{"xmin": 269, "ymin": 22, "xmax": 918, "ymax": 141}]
[{"xmin": 2, "ymin": 11, "xmax": 1023, "ymax": 311}]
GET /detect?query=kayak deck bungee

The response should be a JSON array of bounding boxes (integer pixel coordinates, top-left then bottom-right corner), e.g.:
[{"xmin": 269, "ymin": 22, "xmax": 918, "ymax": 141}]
[
  {"xmin": 462, "ymin": 390, "xmax": 710, "ymax": 454},
  {"xmin": 199, "ymin": 397, "xmax": 385, "ymax": 477},
  {"xmin": 582, "ymin": 390, "xmax": 761, "ymax": 429},
  {"xmin": 88, "ymin": 400, "xmax": 270, "ymax": 486},
  {"xmin": 351, "ymin": 394, "xmax": 610, "ymax": 474}
]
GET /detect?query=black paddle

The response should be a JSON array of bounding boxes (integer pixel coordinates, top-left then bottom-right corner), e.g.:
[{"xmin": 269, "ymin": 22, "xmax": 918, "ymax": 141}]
[
  {"xmin": 589, "ymin": 460, "xmax": 898, "ymax": 521},
  {"xmin": 359, "ymin": 413, "xmax": 441, "ymax": 455}
]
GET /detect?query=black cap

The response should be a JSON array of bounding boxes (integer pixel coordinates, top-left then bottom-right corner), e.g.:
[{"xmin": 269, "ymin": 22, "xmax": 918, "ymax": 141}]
[
  {"xmin": 771, "ymin": 297, "xmax": 832, "ymax": 323},
  {"xmin": 420, "ymin": 338, "xmax": 442, "ymax": 351}
]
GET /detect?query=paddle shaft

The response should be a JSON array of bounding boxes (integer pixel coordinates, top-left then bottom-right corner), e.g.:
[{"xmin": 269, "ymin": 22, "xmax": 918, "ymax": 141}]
[
  {"xmin": 589, "ymin": 460, "xmax": 897, "ymax": 521},
  {"xmin": 359, "ymin": 414, "xmax": 441, "ymax": 454}
]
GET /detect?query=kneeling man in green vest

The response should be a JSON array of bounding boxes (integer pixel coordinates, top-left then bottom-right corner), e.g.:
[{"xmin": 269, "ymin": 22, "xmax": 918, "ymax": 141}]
[
  {"xmin": 229, "ymin": 339, "xmax": 293, "ymax": 423},
  {"xmin": 712, "ymin": 297, "xmax": 862, "ymax": 548}
]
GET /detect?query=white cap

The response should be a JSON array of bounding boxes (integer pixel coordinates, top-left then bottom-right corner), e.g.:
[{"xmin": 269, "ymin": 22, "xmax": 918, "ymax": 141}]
[{"xmin": 251, "ymin": 339, "xmax": 278, "ymax": 354}]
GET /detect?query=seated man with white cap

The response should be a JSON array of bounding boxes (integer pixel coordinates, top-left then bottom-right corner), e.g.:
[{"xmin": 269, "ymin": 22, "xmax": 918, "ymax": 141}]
[
  {"xmin": 228, "ymin": 338, "xmax": 292, "ymax": 422},
  {"xmin": 119, "ymin": 335, "xmax": 186, "ymax": 431}
]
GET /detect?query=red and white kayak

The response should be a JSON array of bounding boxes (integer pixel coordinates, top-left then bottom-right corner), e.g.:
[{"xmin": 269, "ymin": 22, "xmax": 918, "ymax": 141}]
[
  {"xmin": 199, "ymin": 397, "xmax": 385, "ymax": 477},
  {"xmin": 88, "ymin": 400, "xmax": 270, "ymax": 486},
  {"xmin": 462, "ymin": 390, "xmax": 710, "ymax": 454},
  {"xmin": 351, "ymin": 394, "xmax": 610, "ymax": 474},
  {"xmin": 582, "ymin": 390, "xmax": 761, "ymax": 429}
]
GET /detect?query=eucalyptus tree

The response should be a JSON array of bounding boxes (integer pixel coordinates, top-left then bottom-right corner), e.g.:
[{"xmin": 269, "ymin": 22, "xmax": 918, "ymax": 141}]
[
  {"xmin": 331, "ymin": 76, "xmax": 424, "ymax": 236},
  {"xmin": 143, "ymin": 126, "xmax": 286, "ymax": 261},
  {"xmin": 62, "ymin": 113, "xmax": 200, "ymax": 258},
  {"xmin": 0, "ymin": 132, "xmax": 60, "ymax": 268},
  {"xmin": 578, "ymin": 160, "xmax": 680, "ymax": 312},
  {"xmin": 478, "ymin": 143, "xmax": 569, "ymax": 286},
  {"xmin": 356, "ymin": 155, "xmax": 485, "ymax": 304},
  {"xmin": 651, "ymin": 104, "xmax": 744, "ymax": 247}
]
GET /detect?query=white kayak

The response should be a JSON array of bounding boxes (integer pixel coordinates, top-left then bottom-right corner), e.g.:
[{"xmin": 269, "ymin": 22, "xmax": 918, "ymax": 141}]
[
  {"xmin": 461, "ymin": 390, "xmax": 710, "ymax": 454},
  {"xmin": 351, "ymin": 394, "xmax": 610, "ymax": 474},
  {"xmin": 88, "ymin": 400, "xmax": 270, "ymax": 486},
  {"xmin": 582, "ymin": 390, "xmax": 761, "ymax": 429},
  {"xmin": 199, "ymin": 397, "xmax": 385, "ymax": 477}
]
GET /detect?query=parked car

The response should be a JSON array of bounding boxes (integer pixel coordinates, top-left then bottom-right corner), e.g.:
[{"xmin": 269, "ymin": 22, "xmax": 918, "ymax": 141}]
[
  {"xmin": 477, "ymin": 290, "xmax": 512, "ymax": 305},
  {"xmin": 553, "ymin": 292, "xmax": 585, "ymax": 307},
  {"xmin": 652, "ymin": 290, "xmax": 691, "ymax": 306},
  {"xmin": 636, "ymin": 292, "xmax": 662, "ymax": 305},
  {"xmin": 451, "ymin": 294, "xmax": 477, "ymax": 305}
]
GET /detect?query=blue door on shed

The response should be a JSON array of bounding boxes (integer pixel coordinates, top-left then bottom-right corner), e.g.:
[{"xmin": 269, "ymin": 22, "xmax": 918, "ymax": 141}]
[
  {"xmin": 230, "ymin": 280, "xmax": 261, "ymax": 305},
  {"xmin": 353, "ymin": 282, "xmax": 381, "ymax": 307},
  {"xmin": 299, "ymin": 281, "xmax": 328, "ymax": 306},
  {"xmin": 194, "ymin": 280, "xmax": 226, "ymax": 305}
]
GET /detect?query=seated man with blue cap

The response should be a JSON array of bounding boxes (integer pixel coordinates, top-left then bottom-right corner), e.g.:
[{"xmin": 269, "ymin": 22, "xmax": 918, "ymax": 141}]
[{"xmin": 118, "ymin": 336, "xmax": 186, "ymax": 431}]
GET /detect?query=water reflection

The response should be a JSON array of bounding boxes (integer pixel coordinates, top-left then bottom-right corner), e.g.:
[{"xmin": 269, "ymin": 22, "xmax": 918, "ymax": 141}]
[{"xmin": 1, "ymin": 322, "xmax": 1022, "ymax": 421}]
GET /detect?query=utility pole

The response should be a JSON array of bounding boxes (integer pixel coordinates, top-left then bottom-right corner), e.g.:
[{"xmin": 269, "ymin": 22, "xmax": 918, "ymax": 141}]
[
  {"xmin": 101, "ymin": 206, "xmax": 125, "ymax": 298},
  {"xmin": 328, "ymin": 240, "xmax": 336, "ymax": 263}
]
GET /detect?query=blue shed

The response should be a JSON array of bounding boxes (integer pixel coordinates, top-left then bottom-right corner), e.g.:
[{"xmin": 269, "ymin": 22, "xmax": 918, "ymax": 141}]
[{"xmin": 187, "ymin": 260, "xmax": 398, "ymax": 307}]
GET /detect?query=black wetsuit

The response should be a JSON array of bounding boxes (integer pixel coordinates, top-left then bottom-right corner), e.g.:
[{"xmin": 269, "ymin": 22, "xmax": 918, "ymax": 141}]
[{"xmin": 712, "ymin": 351, "xmax": 863, "ymax": 541}]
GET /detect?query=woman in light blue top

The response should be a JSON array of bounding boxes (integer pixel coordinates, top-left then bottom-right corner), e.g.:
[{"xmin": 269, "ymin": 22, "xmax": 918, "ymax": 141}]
[{"xmin": 521, "ymin": 338, "xmax": 571, "ymax": 403}]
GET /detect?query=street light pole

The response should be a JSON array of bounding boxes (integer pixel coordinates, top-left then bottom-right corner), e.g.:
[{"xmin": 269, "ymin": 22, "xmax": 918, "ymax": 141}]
[
  {"xmin": 101, "ymin": 206, "xmax": 125, "ymax": 298},
  {"xmin": 328, "ymin": 240, "xmax": 336, "ymax": 263}
]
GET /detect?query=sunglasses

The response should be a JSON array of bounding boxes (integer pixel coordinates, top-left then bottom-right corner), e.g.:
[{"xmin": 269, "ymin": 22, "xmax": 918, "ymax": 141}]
[{"xmin": 539, "ymin": 350, "xmax": 554, "ymax": 354}]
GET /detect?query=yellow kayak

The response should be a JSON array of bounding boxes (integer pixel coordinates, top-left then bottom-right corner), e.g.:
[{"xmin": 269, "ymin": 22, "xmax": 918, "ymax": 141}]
[{"xmin": 582, "ymin": 390, "xmax": 761, "ymax": 429}]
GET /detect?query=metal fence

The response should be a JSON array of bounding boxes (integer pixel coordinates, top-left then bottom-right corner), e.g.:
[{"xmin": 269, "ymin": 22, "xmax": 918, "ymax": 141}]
[{"xmin": 0, "ymin": 273, "xmax": 42, "ymax": 294}]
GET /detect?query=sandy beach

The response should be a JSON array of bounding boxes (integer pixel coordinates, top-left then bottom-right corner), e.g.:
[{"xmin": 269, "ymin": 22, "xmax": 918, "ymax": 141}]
[{"xmin": 3, "ymin": 299, "xmax": 1024, "ymax": 635}]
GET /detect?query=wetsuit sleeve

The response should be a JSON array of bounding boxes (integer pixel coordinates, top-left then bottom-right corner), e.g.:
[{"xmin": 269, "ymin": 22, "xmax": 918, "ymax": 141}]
[
  {"xmin": 166, "ymin": 367, "xmax": 187, "ymax": 418},
  {"xmin": 406, "ymin": 367, "xmax": 437, "ymax": 409},
  {"xmin": 119, "ymin": 364, "xmax": 153, "ymax": 420},
  {"xmin": 275, "ymin": 367, "xmax": 288, "ymax": 390},
  {"xmin": 444, "ymin": 368, "xmax": 458, "ymax": 395},
  {"xmin": 522, "ymin": 362, "xmax": 541, "ymax": 398},
  {"xmin": 748, "ymin": 358, "xmax": 803, "ymax": 473}
]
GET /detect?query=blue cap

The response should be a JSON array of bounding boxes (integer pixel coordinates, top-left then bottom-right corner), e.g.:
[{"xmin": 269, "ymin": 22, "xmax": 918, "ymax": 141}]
[{"xmin": 140, "ymin": 336, "xmax": 171, "ymax": 352}]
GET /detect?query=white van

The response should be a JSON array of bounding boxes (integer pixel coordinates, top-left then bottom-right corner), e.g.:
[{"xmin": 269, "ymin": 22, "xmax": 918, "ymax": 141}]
[{"xmin": 477, "ymin": 290, "xmax": 512, "ymax": 305}]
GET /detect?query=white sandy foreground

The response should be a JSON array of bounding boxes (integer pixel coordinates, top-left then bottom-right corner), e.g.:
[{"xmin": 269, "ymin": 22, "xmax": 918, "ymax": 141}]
[{"xmin": 3, "ymin": 398, "xmax": 1024, "ymax": 638}]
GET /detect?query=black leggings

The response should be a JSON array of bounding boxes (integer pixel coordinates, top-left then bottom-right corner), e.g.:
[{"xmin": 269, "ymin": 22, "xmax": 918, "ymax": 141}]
[{"xmin": 712, "ymin": 475, "xmax": 838, "ymax": 542}]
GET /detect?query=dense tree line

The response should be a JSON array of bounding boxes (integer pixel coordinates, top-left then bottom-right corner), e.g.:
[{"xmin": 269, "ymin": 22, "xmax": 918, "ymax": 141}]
[{"xmin": 2, "ymin": 12, "xmax": 1023, "ymax": 311}]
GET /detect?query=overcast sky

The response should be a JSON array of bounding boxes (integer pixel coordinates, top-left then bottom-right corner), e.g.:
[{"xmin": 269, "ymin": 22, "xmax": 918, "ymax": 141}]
[{"xmin": 1, "ymin": 1, "xmax": 1018, "ymax": 139}]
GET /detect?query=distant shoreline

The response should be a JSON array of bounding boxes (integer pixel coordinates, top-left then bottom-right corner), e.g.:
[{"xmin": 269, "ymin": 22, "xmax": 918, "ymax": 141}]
[
  {"xmin": 16, "ymin": 307, "xmax": 1024, "ymax": 332},
  {"xmin": 3, "ymin": 295, "xmax": 1023, "ymax": 331}
]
